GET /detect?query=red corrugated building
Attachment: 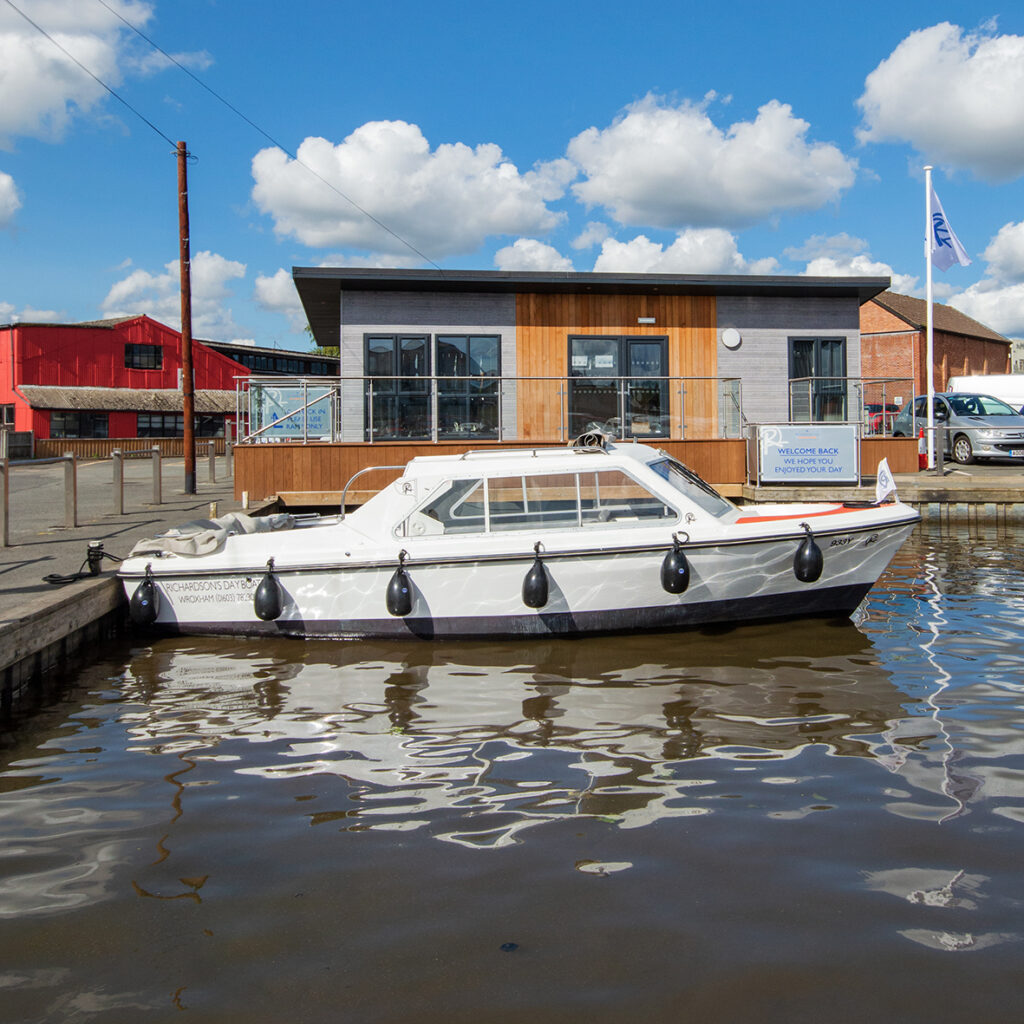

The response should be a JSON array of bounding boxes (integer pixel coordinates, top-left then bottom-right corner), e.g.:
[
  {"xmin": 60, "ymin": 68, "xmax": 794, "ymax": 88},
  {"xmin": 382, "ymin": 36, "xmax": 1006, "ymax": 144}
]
[{"xmin": 0, "ymin": 315, "xmax": 248, "ymax": 441}]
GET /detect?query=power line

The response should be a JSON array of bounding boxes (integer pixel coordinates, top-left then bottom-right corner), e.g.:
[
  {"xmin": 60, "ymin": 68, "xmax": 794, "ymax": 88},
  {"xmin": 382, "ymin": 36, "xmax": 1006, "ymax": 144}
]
[
  {"xmin": 94, "ymin": 0, "xmax": 444, "ymax": 272},
  {"xmin": 3, "ymin": 0, "xmax": 177, "ymax": 149}
]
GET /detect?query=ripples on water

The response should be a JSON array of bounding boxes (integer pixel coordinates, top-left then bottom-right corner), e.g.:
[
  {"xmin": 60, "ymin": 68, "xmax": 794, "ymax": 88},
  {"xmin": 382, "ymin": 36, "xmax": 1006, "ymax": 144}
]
[{"xmin": 1, "ymin": 525, "xmax": 1023, "ymax": 1022}]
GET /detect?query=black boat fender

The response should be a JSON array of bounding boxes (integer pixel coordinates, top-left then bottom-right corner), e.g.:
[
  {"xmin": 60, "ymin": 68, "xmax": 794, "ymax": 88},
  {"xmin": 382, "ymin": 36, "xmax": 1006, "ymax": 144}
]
[
  {"xmin": 793, "ymin": 522, "xmax": 824, "ymax": 583},
  {"xmin": 386, "ymin": 550, "xmax": 413, "ymax": 617},
  {"xmin": 661, "ymin": 531, "xmax": 691, "ymax": 595},
  {"xmin": 254, "ymin": 557, "xmax": 284, "ymax": 621},
  {"xmin": 129, "ymin": 565, "xmax": 159, "ymax": 626},
  {"xmin": 522, "ymin": 541, "xmax": 549, "ymax": 609}
]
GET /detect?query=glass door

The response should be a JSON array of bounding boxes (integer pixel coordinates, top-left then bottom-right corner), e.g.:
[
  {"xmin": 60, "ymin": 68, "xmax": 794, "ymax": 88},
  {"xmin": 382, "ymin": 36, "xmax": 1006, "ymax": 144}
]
[
  {"xmin": 568, "ymin": 336, "xmax": 668, "ymax": 438},
  {"xmin": 568, "ymin": 337, "xmax": 620, "ymax": 437},
  {"xmin": 625, "ymin": 339, "xmax": 668, "ymax": 437}
]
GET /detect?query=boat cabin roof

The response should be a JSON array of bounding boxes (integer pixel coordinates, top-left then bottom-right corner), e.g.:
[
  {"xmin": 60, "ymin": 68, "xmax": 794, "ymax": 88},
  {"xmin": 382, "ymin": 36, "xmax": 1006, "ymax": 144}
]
[{"xmin": 401, "ymin": 441, "xmax": 660, "ymax": 479}]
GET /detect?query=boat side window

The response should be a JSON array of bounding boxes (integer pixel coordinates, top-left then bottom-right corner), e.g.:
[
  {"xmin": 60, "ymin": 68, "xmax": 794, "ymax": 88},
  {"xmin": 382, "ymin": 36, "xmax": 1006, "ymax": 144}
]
[
  {"xmin": 648, "ymin": 458, "xmax": 737, "ymax": 518},
  {"xmin": 488, "ymin": 474, "xmax": 581, "ymax": 531},
  {"xmin": 400, "ymin": 467, "xmax": 678, "ymax": 537},
  {"xmin": 400, "ymin": 478, "xmax": 486, "ymax": 536},
  {"xmin": 579, "ymin": 470, "xmax": 676, "ymax": 524}
]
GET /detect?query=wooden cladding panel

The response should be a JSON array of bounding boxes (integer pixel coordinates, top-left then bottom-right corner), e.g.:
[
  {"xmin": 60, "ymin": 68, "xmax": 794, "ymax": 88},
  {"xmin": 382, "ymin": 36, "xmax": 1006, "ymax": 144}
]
[
  {"xmin": 515, "ymin": 292, "xmax": 717, "ymax": 440},
  {"xmin": 861, "ymin": 437, "xmax": 918, "ymax": 475},
  {"xmin": 35, "ymin": 437, "xmax": 228, "ymax": 459},
  {"xmin": 234, "ymin": 438, "xmax": 748, "ymax": 503}
]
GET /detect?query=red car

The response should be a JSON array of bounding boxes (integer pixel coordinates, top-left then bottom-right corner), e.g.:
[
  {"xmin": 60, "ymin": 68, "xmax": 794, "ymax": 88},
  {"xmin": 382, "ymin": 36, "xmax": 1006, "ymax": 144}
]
[{"xmin": 865, "ymin": 403, "xmax": 900, "ymax": 434}]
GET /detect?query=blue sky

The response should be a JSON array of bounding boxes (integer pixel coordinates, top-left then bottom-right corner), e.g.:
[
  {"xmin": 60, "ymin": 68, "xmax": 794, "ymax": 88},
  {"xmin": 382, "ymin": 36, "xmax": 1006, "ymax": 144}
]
[{"xmin": 2, "ymin": 0, "xmax": 1024, "ymax": 349}]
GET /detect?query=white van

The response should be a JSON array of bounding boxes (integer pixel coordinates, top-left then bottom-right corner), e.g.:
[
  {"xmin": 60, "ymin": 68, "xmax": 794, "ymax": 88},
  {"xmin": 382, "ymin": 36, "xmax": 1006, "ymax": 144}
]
[{"xmin": 946, "ymin": 375, "xmax": 1024, "ymax": 413}]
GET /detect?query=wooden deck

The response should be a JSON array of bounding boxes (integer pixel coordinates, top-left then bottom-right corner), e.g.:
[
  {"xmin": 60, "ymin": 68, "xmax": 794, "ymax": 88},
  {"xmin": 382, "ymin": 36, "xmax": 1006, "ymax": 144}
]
[{"xmin": 234, "ymin": 437, "xmax": 919, "ymax": 507}]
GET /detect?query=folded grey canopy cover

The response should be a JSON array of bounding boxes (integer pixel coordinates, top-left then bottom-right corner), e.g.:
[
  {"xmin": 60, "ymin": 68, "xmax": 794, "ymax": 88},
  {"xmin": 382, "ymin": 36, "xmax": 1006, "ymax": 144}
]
[{"xmin": 129, "ymin": 512, "xmax": 295, "ymax": 557}]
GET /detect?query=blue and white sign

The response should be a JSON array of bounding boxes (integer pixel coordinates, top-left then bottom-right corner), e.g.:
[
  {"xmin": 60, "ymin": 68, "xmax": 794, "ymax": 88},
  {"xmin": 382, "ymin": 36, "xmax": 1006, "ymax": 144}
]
[
  {"xmin": 255, "ymin": 385, "xmax": 334, "ymax": 439},
  {"xmin": 758, "ymin": 425, "xmax": 859, "ymax": 484}
]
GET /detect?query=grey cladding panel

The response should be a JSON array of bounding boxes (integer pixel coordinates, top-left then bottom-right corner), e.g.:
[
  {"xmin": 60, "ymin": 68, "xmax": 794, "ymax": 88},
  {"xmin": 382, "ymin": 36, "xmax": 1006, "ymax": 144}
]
[{"xmin": 344, "ymin": 290, "xmax": 514, "ymax": 327}]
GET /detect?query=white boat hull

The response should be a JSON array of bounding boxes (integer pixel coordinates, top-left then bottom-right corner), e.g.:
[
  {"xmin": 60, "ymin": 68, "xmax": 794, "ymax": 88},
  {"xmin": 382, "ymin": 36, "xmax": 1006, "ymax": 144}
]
[{"xmin": 119, "ymin": 516, "xmax": 917, "ymax": 640}]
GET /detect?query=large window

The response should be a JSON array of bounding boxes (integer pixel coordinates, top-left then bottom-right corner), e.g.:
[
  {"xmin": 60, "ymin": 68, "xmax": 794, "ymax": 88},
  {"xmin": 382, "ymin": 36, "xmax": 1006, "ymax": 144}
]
[
  {"xmin": 436, "ymin": 335, "xmax": 499, "ymax": 438},
  {"xmin": 365, "ymin": 334, "xmax": 500, "ymax": 440},
  {"xmin": 788, "ymin": 337, "xmax": 847, "ymax": 422},
  {"xmin": 137, "ymin": 413, "xmax": 224, "ymax": 437},
  {"xmin": 125, "ymin": 343, "xmax": 163, "ymax": 370},
  {"xmin": 50, "ymin": 411, "xmax": 108, "ymax": 438}
]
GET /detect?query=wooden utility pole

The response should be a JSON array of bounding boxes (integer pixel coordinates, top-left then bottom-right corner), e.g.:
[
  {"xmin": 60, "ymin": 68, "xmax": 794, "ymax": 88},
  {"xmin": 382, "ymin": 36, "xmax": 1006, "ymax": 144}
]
[{"xmin": 177, "ymin": 140, "xmax": 196, "ymax": 494}]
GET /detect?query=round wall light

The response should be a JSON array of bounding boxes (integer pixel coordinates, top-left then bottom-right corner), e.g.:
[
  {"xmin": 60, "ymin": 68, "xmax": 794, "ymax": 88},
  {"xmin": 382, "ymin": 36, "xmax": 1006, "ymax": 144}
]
[{"xmin": 721, "ymin": 328, "xmax": 741, "ymax": 349}]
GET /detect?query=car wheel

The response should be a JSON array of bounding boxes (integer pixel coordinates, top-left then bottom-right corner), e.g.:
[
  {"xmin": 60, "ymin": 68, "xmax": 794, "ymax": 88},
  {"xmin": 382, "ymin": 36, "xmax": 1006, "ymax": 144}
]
[{"xmin": 952, "ymin": 433, "xmax": 975, "ymax": 465}]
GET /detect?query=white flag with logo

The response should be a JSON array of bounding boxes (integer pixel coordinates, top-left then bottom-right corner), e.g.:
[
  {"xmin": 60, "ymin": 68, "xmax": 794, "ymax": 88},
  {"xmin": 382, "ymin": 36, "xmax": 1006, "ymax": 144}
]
[
  {"xmin": 875, "ymin": 457, "xmax": 896, "ymax": 504},
  {"xmin": 929, "ymin": 185, "xmax": 971, "ymax": 272}
]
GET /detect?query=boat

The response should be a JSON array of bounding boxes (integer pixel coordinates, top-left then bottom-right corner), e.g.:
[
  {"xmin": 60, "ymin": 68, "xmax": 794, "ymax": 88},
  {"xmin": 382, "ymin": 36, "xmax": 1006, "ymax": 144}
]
[{"xmin": 118, "ymin": 437, "xmax": 920, "ymax": 639}]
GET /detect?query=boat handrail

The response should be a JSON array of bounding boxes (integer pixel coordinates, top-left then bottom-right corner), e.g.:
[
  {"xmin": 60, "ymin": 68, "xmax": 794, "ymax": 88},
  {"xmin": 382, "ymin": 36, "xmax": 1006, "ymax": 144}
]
[
  {"xmin": 456, "ymin": 445, "xmax": 612, "ymax": 460},
  {"xmin": 339, "ymin": 465, "xmax": 407, "ymax": 519}
]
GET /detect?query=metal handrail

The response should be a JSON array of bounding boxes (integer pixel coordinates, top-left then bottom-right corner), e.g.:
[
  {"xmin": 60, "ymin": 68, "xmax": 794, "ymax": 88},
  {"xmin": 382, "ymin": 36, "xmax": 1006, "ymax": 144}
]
[
  {"xmin": 339, "ymin": 465, "xmax": 407, "ymax": 518},
  {"xmin": 239, "ymin": 373, "xmax": 745, "ymax": 445}
]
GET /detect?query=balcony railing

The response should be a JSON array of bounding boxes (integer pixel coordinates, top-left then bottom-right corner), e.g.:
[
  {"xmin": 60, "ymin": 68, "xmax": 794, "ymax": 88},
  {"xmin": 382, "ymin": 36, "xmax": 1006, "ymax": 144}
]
[
  {"xmin": 236, "ymin": 374, "xmax": 746, "ymax": 444},
  {"xmin": 787, "ymin": 376, "xmax": 914, "ymax": 435},
  {"xmin": 234, "ymin": 374, "xmax": 916, "ymax": 445}
]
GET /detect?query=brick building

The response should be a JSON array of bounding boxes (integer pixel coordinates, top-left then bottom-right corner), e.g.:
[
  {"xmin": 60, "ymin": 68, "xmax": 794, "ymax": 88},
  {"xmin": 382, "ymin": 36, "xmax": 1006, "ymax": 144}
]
[{"xmin": 860, "ymin": 291, "xmax": 1010, "ymax": 394}]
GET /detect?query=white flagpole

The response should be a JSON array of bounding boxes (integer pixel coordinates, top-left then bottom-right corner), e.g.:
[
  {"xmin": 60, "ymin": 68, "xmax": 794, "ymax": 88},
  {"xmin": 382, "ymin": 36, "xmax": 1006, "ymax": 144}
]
[{"xmin": 924, "ymin": 165, "xmax": 935, "ymax": 470}]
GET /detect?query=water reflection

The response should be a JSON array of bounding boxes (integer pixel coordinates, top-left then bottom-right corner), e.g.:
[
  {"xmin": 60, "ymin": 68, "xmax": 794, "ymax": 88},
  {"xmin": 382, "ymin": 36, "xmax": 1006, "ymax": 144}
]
[
  {"xmin": 111, "ymin": 623, "xmax": 917, "ymax": 851},
  {"xmin": 4, "ymin": 525, "xmax": 1024, "ymax": 1024}
]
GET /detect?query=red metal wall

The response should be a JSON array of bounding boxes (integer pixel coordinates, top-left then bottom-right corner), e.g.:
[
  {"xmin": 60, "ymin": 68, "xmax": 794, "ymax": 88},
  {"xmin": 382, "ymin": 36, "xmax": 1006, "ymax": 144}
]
[
  {"xmin": 11, "ymin": 316, "xmax": 246, "ymax": 389},
  {"xmin": 1, "ymin": 317, "xmax": 248, "ymax": 438}
]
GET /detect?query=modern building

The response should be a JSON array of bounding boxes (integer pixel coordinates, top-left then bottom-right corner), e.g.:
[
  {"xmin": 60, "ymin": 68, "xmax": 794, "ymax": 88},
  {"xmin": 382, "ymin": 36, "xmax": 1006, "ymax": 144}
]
[
  {"xmin": 293, "ymin": 267, "xmax": 892, "ymax": 440},
  {"xmin": 230, "ymin": 268, "xmax": 919, "ymax": 502},
  {"xmin": 860, "ymin": 291, "xmax": 1011, "ymax": 394},
  {"xmin": 0, "ymin": 315, "xmax": 247, "ymax": 452}
]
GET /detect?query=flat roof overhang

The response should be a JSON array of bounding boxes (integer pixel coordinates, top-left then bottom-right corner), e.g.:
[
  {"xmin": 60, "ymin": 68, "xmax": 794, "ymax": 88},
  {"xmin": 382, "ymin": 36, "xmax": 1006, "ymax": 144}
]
[{"xmin": 292, "ymin": 267, "xmax": 891, "ymax": 348}]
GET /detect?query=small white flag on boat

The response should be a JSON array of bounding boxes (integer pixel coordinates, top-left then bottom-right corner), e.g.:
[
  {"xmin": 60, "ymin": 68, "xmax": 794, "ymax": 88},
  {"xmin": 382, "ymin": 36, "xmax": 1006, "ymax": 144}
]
[
  {"xmin": 929, "ymin": 184, "xmax": 971, "ymax": 272},
  {"xmin": 875, "ymin": 458, "xmax": 896, "ymax": 504}
]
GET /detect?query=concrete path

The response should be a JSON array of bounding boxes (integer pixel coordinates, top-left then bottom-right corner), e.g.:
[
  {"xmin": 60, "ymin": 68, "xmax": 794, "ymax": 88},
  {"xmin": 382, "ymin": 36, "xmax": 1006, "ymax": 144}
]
[{"xmin": 1, "ymin": 454, "xmax": 251, "ymax": 626}]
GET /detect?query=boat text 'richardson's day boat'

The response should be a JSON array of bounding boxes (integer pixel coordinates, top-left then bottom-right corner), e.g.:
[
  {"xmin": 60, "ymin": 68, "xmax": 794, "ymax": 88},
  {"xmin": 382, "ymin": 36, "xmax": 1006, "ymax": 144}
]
[{"xmin": 119, "ymin": 437, "xmax": 919, "ymax": 639}]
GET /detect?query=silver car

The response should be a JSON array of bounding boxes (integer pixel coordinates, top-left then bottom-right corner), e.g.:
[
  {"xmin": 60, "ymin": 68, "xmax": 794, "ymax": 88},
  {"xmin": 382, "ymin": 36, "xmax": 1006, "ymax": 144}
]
[{"xmin": 892, "ymin": 392, "xmax": 1024, "ymax": 464}]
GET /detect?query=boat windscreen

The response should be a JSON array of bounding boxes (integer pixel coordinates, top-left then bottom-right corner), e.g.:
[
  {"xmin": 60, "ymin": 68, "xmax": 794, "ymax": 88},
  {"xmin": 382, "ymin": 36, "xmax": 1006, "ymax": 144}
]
[{"xmin": 649, "ymin": 458, "xmax": 736, "ymax": 518}]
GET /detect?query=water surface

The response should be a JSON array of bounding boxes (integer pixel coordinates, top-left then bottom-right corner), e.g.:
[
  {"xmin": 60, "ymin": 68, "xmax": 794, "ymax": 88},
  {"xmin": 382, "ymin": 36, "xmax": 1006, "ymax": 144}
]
[{"xmin": 2, "ymin": 524, "xmax": 1023, "ymax": 1022}]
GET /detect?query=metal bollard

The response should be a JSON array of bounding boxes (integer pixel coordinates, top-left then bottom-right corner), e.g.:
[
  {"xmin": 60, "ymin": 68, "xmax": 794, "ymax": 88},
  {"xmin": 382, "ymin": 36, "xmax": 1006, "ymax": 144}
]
[
  {"xmin": 934, "ymin": 425, "xmax": 945, "ymax": 474},
  {"xmin": 0, "ymin": 455, "xmax": 8, "ymax": 548},
  {"xmin": 225, "ymin": 439, "xmax": 233, "ymax": 477},
  {"xmin": 208, "ymin": 440, "xmax": 216, "ymax": 483},
  {"xmin": 112, "ymin": 448, "xmax": 124, "ymax": 515},
  {"xmin": 64, "ymin": 452, "xmax": 78, "ymax": 528},
  {"xmin": 152, "ymin": 446, "xmax": 162, "ymax": 504}
]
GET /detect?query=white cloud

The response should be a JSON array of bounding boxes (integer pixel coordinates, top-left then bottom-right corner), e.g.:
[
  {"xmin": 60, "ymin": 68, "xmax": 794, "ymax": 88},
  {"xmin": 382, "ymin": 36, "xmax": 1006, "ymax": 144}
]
[
  {"xmin": 592, "ymin": 228, "xmax": 779, "ymax": 275},
  {"xmin": 494, "ymin": 238, "xmax": 573, "ymax": 272},
  {"xmin": 0, "ymin": 169, "xmax": 21, "ymax": 225},
  {"xmin": 568, "ymin": 93, "xmax": 856, "ymax": 229},
  {"xmin": 857, "ymin": 22, "xmax": 1024, "ymax": 181},
  {"xmin": 128, "ymin": 48, "xmax": 212, "ymax": 76},
  {"xmin": 787, "ymin": 233, "xmax": 917, "ymax": 293},
  {"xmin": 947, "ymin": 220, "xmax": 1024, "ymax": 335},
  {"xmin": 102, "ymin": 250, "xmax": 247, "ymax": 341},
  {"xmin": 0, "ymin": 300, "xmax": 60, "ymax": 322},
  {"xmin": 977, "ymin": 221, "xmax": 1024, "ymax": 284},
  {"xmin": 949, "ymin": 281, "xmax": 1024, "ymax": 337},
  {"xmin": 253, "ymin": 268, "xmax": 307, "ymax": 331},
  {"xmin": 251, "ymin": 122, "xmax": 573, "ymax": 258},
  {"xmin": 0, "ymin": 1, "xmax": 155, "ymax": 147},
  {"xmin": 571, "ymin": 221, "xmax": 611, "ymax": 249}
]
